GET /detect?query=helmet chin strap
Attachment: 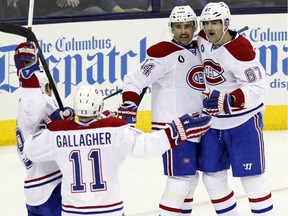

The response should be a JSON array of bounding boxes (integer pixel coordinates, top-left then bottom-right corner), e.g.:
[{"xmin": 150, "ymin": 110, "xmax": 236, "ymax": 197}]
[
  {"xmin": 213, "ymin": 25, "xmax": 229, "ymax": 46},
  {"xmin": 203, "ymin": 24, "xmax": 229, "ymax": 46}
]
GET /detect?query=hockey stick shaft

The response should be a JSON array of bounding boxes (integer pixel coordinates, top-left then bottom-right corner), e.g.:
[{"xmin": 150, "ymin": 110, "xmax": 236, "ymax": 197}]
[
  {"xmin": 136, "ymin": 86, "xmax": 148, "ymax": 106},
  {"xmin": 25, "ymin": 1, "xmax": 65, "ymax": 110},
  {"xmin": 104, "ymin": 86, "xmax": 148, "ymax": 107},
  {"xmin": 27, "ymin": 0, "xmax": 35, "ymax": 30},
  {"xmin": 237, "ymin": 25, "xmax": 248, "ymax": 33},
  {"xmin": 0, "ymin": 23, "xmax": 64, "ymax": 110},
  {"xmin": 103, "ymin": 89, "xmax": 122, "ymax": 100}
]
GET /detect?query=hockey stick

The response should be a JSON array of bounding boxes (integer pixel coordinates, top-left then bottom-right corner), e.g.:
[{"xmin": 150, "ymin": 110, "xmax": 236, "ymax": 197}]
[
  {"xmin": 104, "ymin": 89, "xmax": 123, "ymax": 100},
  {"xmin": 0, "ymin": 22, "xmax": 64, "ymax": 111},
  {"xmin": 27, "ymin": 0, "xmax": 34, "ymax": 31},
  {"xmin": 136, "ymin": 86, "xmax": 148, "ymax": 106},
  {"xmin": 103, "ymin": 86, "xmax": 148, "ymax": 106},
  {"xmin": 237, "ymin": 25, "xmax": 248, "ymax": 34}
]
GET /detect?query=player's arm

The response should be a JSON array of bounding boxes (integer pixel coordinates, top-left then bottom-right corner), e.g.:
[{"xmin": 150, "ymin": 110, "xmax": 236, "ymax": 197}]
[
  {"xmin": 118, "ymin": 57, "xmax": 166, "ymax": 125},
  {"xmin": 230, "ymin": 60, "xmax": 267, "ymax": 109},
  {"xmin": 203, "ymin": 40, "xmax": 267, "ymax": 116},
  {"xmin": 226, "ymin": 37, "xmax": 267, "ymax": 109},
  {"xmin": 119, "ymin": 114, "xmax": 212, "ymax": 158},
  {"xmin": 15, "ymin": 42, "xmax": 49, "ymax": 128},
  {"xmin": 23, "ymin": 129, "xmax": 56, "ymax": 162},
  {"xmin": 121, "ymin": 41, "xmax": 181, "ymax": 103}
]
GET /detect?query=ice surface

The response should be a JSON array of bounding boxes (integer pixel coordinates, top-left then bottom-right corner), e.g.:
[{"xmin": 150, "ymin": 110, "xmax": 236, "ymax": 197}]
[{"xmin": 0, "ymin": 131, "xmax": 287, "ymax": 215}]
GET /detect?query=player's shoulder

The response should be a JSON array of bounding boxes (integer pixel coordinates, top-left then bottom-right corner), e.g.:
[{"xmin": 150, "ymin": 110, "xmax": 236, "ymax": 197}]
[
  {"xmin": 224, "ymin": 33, "xmax": 256, "ymax": 61},
  {"xmin": 87, "ymin": 117, "xmax": 128, "ymax": 129},
  {"xmin": 147, "ymin": 41, "xmax": 183, "ymax": 58},
  {"xmin": 48, "ymin": 120, "xmax": 79, "ymax": 131},
  {"xmin": 192, "ymin": 40, "xmax": 198, "ymax": 48},
  {"xmin": 198, "ymin": 29, "xmax": 207, "ymax": 41},
  {"xmin": 48, "ymin": 118, "xmax": 128, "ymax": 131}
]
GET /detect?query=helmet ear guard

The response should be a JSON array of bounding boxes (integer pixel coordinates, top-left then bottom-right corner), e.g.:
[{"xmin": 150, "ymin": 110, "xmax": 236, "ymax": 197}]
[{"xmin": 74, "ymin": 84, "xmax": 104, "ymax": 117}]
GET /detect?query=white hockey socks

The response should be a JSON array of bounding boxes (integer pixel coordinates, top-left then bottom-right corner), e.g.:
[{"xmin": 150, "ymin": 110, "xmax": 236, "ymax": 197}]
[
  {"xmin": 203, "ymin": 171, "xmax": 239, "ymax": 216},
  {"xmin": 180, "ymin": 173, "xmax": 199, "ymax": 215},
  {"xmin": 159, "ymin": 174, "xmax": 199, "ymax": 216},
  {"xmin": 241, "ymin": 175, "xmax": 274, "ymax": 215}
]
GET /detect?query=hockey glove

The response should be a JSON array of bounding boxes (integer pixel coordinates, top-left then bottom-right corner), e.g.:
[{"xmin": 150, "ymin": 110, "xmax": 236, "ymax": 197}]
[
  {"xmin": 203, "ymin": 90, "xmax": 234, "ymax": 115},
  {"xmin": 44, "ymin": 107, "xmax": 75, "ymax": 125},
  {"xmin": 117, "ymin": 101, "xmax": 137, "ymax": 127},
  {"xmin": 165, "ymin": 114, "xmax": 212, "ymax": 146},
  {"xmin": 14, "ymin": 42, "xmax": 40, "ymax": 79},
  {"xmin": 98, "ymin": 110, "xmax": 117, "ymax": 120}
]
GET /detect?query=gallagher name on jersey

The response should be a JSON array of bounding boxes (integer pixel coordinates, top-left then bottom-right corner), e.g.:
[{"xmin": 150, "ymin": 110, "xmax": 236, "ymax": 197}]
[{"xmin": 56, "ymin": 132, "xmax": 112, "ymax": 148}]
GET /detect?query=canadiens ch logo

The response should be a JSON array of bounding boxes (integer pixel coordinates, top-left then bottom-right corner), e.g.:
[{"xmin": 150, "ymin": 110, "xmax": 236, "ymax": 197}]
[
  {"xmin": 183, "ymin": 158, "xmax": 190, "ymax": 164},
  {"xmin": 178, "ymin": 55, "xmax": 185, "ymax": 63},
  {"xmin": 203, "ymin": 59, "xmax": 226, "ymax": 85},
  {"xmin": 186, "ymin": 65, "xmax": 205, "ymax": 91}
]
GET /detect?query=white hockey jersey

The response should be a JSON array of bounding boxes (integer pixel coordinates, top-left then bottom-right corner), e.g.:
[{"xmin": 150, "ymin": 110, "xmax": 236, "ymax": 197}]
[
  {"xmin": 16, "ymin": 87, "xmax": 61, "ymax": 205},
  {"xmin": 24, "ymin": 118, "xmax": 174, "ymax": 215},
  {"xmin": 197, "ymin": 30, "xmax": 267, "ymax": 129},
  {"xmin": 123, "ymin": 40, "xmax": 205, "ymax": 132}
]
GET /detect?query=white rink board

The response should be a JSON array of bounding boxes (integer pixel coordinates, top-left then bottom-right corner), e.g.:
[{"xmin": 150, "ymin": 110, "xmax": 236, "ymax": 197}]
[{"xmin": 0, "ymin": 13, "xmax": 287, "ymax": 120}]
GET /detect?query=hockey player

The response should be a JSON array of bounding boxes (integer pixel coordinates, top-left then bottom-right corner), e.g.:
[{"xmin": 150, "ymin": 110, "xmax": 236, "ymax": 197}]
[
  {"xmin": 117, "ymin": 5, "xmax": 205, "ymax": 215},
  {"xmin": 197, "ymin": 2, "xmax": 273, "ymax": 215},
  {"xmin": 23, "ymin": 84, "xmax": 212, "ymax": 216},
  {"xmin": 15, "ymin": 41, "xmax": 74, "ymax": 215}
]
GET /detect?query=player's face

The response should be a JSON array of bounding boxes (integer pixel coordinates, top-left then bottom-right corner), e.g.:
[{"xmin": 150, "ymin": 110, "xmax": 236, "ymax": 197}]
[
  {"xmin": 202, "ymin": 20, "xmax": 225, "ymax": 44},
  {"xmin": 171, "ymin": 21, "xmax": 196, "ymax": 46}
]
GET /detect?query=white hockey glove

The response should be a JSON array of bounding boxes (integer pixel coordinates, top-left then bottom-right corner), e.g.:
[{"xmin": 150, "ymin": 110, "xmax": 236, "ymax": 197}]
[{"xmin": 165, "ymin": 114, "xmax": 212, "ymax": 147}]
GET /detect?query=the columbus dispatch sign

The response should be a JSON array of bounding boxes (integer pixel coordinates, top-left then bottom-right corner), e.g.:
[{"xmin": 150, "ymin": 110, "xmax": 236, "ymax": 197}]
[{"xmin": 0, "ymin": 14, "xmax": 287, "ymax": 120}]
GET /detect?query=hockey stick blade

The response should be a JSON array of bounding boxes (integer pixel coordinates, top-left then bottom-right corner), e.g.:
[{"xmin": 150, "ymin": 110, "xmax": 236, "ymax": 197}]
[
  {"xmin": 0, "ymin": 22, "xmax": 36, "ymax": 42},
  {"xmin": 0, "ymin": 22, "xmax": 64, "ymax": 111}
]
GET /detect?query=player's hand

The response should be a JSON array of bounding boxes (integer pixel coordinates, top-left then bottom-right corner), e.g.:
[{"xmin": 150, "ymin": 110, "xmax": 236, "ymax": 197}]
[
  {"xmin": 14, "ymin": 41, "xmax": 40, "ymax": 79},
  {"xmin": 44, "ymin": 107, "xmax": 75, "ymax": 125},
  {"xmin": 117, "ymin": 101, "xmax": 137, "ymax": 127},
  {"xmin": 165, "ymin": 114, "xmax": 212, "ymax": 146},
  {"xmin": 98, "ymin": 110, "xmax": 117, "ymax": 120},
  {"xmin": 203, "ymin": 90, "xmax": 234, "ymax": 115}
]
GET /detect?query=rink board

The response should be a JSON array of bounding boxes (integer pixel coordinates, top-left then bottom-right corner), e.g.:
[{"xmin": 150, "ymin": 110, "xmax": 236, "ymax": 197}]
[{"xmin": 0, "ymin": 13, "xmax": 287, "ymax": 146}]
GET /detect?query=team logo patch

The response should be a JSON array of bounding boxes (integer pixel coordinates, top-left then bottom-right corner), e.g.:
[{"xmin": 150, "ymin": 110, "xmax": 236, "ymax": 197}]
[
  {"xmin": 183, "ymin": 158, "xmax": 190, "ymax": 164},
  {"xmin": 186, "ymin": 65, "xmax": 206, "ymax": 91},
  {"xmin": 203, "ymin": 59, "xmax": 226, "ymax": 85},
  {"xmin": 178, "ymin": 55, "xmax": 185, "ymax": 63}
]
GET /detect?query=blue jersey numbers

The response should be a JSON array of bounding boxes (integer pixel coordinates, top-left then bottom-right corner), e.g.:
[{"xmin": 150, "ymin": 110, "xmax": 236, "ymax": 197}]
[{"xmin": 70, "ymin": 149, "xmax": 106, "ymax": 193}]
